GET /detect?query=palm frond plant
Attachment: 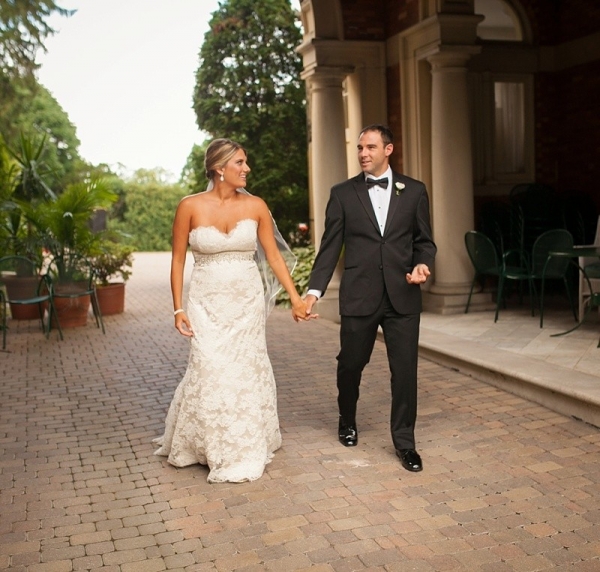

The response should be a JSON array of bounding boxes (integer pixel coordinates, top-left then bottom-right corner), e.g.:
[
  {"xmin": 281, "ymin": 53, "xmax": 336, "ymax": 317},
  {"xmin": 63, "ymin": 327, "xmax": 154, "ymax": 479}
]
[
  {"xmin": 39, "ymin": 178, "xmax": 117, "ymax": 284},
  {"xmin": 1, "ymin": 132, "xmax": 56, "ymax": 266},
  {"xmin": 36, "ymin": 178, "xmax": 118, "ymax": 328},
  {"xmin": 9, "ymin": 132, "xmax": 57, "ymax": 203}
]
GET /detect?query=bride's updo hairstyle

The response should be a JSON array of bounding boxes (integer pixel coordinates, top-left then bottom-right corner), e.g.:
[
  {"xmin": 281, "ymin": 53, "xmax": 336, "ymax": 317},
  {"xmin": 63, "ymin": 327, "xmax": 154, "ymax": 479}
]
[{"xmin": 204, "ymin": 138, "xmax": 246, "ymax": 180}]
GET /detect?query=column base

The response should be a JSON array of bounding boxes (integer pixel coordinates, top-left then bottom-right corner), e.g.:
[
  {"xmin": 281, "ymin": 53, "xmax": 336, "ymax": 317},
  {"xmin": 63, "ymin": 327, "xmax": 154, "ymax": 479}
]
[{"xmin": 422, "ymin": 290, "xmax": 496, "ymax": 315}]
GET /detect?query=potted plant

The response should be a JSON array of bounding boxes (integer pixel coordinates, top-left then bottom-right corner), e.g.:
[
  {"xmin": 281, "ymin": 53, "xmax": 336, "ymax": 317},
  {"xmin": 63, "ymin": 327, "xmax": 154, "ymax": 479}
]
[
  {"xmin": 39, "ymin": 178, "xmax": 117, "ymax": 328},
  {"xmin": 0, "ymin": 198, "xmax": 48, "ymax": 319},
  {"xmin": 90, "ymin": 240, "xmax": 133, "ymax": 315},
  {"xmin": 0, "ymin": 134, "xmax": 53, "ymax": 319}
]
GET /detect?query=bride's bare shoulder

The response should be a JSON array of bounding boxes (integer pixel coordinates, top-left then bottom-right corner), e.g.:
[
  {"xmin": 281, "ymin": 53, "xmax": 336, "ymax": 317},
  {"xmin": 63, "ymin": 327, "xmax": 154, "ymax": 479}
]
[
  {"xmin": 177, "ymin": 191, "xmax": 210, "ymax": 210},
  {"xmin": 180, "ymin": 191, "xmax": 209, "ymax": 203},
  {"xmin": 239, "ymin": 193, "xmax": 267, "ymax": 212}
]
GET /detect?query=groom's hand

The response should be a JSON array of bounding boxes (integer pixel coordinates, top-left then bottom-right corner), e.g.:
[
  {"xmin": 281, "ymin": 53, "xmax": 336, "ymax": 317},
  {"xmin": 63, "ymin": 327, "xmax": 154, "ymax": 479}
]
[
  {"xmin": 291, "ymin": 298, "xmax": 317, "ymax": 321},
  {"xmin": 406, "ymin": 264, "xmax": 430, "ymax": 284},
  {"xmin": 304, "ymin": 294, "xmax": 319, "ymax": 319}
]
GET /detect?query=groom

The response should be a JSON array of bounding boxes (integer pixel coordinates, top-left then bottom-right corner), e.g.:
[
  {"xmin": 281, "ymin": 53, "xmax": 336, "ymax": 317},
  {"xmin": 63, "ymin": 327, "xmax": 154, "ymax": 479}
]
[{"xmin": 305, "ymin": 124, "xmax": 436, "ymax": 472}]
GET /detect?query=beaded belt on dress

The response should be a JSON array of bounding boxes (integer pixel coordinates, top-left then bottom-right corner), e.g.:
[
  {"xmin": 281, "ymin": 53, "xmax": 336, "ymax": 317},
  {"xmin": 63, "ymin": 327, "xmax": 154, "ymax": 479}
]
[{"xmin": 194, "ymin": 251, "xmax": 255, "ymax": 266}]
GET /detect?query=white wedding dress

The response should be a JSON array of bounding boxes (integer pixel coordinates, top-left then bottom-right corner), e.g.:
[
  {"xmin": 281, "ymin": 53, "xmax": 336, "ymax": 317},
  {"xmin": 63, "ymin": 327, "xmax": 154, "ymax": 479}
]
[{"xmin": 154, "ymin": 218, "xmax": 281, "ymax": 483}]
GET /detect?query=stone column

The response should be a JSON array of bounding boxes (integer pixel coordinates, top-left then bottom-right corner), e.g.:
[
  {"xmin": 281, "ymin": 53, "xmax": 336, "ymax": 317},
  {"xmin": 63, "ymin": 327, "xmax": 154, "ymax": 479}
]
[
  {"xmin": 304, "ymin": 68, "xmax": 349, "ymax": 321},
  {"xmin": 423, "ymin": 48, "xmax": 492, "ymax": 313}
]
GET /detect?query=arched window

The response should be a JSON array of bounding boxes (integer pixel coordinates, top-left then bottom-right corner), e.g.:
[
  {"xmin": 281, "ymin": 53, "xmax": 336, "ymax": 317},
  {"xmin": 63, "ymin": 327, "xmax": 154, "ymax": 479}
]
[
  {"xmin": 475, "ymin": 0, "xmax": 522, "ymax": 41},
  {"xmin": 471, "ymin": 0, "xmax": 533, "ymax": 191}
]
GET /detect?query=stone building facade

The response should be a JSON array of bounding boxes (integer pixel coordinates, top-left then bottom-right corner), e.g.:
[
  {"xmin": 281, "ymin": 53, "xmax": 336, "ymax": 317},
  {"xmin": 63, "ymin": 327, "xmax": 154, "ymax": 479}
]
[{"xmin": 297, "ymin": 0, "xmax": 600, "ymax": 318}]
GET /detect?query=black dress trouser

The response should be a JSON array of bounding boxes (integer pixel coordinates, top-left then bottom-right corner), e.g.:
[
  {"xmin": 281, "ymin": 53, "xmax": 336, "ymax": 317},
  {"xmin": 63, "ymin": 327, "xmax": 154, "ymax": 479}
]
[{"xmin": 336, "ymin": 290, "xmax": 420, "ymax": 450}]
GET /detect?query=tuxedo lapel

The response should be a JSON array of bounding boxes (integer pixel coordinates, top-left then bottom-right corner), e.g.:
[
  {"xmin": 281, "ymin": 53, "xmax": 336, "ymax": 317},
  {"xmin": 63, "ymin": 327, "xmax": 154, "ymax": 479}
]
[{"xmin": 383, "ymin": 175, "xmax": 402, "ymax": 237}]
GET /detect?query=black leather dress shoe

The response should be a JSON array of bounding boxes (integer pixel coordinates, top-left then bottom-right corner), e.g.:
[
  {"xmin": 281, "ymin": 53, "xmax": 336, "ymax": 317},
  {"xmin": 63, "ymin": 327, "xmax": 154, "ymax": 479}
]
[
  {"xmin": 338, "ymin": 417, "xmax": 358, "ymax": 447},
  {"xmin": 396, "ymin": 449, "xmax": 422, "ymax": 472}
]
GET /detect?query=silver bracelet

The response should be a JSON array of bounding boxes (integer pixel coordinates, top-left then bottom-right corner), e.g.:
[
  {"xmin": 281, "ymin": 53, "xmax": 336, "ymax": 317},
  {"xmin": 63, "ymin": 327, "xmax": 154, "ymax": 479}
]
[{"xmin": 173, "ymin": 309, "xmax": 185, "ymax": 316}]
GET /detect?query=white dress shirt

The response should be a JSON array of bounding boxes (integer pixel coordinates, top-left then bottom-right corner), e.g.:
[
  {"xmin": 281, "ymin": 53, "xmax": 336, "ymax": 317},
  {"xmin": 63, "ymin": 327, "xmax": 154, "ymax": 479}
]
[
  {"xmin": 366, "ymin": 167, "xmax": 392, "ymax": 236},
  {"xmin": 307, "ymin": 167, "xmax": 393, "ymax": 300}
]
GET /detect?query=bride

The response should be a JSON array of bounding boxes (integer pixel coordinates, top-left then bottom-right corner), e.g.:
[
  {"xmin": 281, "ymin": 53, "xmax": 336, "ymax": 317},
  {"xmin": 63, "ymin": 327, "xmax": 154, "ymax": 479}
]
[{"xmin": 153, "ymin": 138, "xmax": 314, "ymax": 483}]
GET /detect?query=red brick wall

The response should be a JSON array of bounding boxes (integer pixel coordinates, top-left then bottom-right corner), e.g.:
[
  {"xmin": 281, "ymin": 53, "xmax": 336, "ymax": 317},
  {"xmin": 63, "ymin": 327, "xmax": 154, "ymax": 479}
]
[
  {"xmin": 557, "ymin": 0, "xmax": 600, "ymax": 42},
  {"xmin": 341, "ymin": 0, "xmax": 385, "ymax": 40},
  {"xmin": 385, "ymin": 0, "xmax": 420, "ymax": 37},
  {"xmin": 555, "ymin": 59, "xmax": 600, "ymax": 202},
  {"xmin": 534, "ymin": 72, "xmax": 559, "ymax": 187},
  {"xmin": 519, "ymin": 0, "xmax": 559, "ymax": 44},
  {"xmin": 341, "ymin": 0, "xmax": 419, "ymax": 40},
  {"xmin": 522, "ymin": 0, "xmax": 600, "ymax": 44},
  {"xmin": 523, "ymin": 0, "xmax": 600, "ymax": 214}
]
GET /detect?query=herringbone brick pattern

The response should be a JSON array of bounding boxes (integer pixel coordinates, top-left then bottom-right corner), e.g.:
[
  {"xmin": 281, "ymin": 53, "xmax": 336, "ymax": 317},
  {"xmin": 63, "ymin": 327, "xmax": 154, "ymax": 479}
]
[{"xmin": 1, "ymin": 252, "xmax": 599, "ymax": 571}]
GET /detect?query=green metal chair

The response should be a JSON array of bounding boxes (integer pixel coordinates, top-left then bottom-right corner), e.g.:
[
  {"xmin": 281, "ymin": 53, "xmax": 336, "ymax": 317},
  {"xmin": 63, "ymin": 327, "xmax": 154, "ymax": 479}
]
[
  {"xmin": 464, "ymin": 230, "xmax": 534, "ymax": 322},
  {"xmin": 478, "ymin": 200, "xmax": 513, "ymax": 255},
  {"xmin": 577, "ymin": 215, "xmax": 600, "ymax": 320},
  {"xmin": 0, "ymin": 255, "xmax": 63, "ymax": 349},
  {"xmin": 550, "ymin": 259, "xmax": 600, "ymax": 347},
  {"xmin": 529, "ymin": 229, "xmax": 577, "ymax": 328},
  {"xmin": 47, "ymin": 255, "xmax": 105, "ymax": 334}
]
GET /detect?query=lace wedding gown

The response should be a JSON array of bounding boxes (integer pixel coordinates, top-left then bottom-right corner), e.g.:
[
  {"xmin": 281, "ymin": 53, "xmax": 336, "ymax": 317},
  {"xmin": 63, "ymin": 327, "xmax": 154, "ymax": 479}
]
[{"xmin": 154, "ymin": 218, "xmax": 281, "ymax": 483}]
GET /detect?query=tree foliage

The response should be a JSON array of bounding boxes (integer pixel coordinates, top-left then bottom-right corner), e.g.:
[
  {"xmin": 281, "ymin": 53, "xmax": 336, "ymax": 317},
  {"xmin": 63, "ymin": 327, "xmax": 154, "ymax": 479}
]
[
  {"xmin": 3, "ymin": 83, "xmax": 82, "ymax": 187},
  {"xmin": 181, "ymin": 141, "xmax": 209, "ymax": 192},
  {"xmin": 0, "ymin": 0, "xmax": 71, "ymax": 134},
  {"xmin": 108, "ymin": 169, "xmax": 188, "ymax": 252},
  {"xmin": 0, "ymin": 0, "xmax": 73, "ymax": 79},
  {"xmin": 192, "ymin": 0, "xmax": 308, "ymax": 240},
  {"xmin": 0, "ymin": 1, "xmax": 80, "ymax": 184}
]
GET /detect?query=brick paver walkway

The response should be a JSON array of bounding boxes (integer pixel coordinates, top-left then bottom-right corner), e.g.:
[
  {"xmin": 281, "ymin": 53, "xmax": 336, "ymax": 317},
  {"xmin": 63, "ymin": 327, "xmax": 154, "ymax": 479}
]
[{"xmin": 1, "ymin": 252, "xmax": 599, "ymax": 571}]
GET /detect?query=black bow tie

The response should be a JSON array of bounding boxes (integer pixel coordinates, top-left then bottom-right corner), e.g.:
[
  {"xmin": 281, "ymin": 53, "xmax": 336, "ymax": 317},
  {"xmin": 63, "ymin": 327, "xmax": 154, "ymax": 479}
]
[{"xmin": 365, "ymin": 177, "xmax": 388, "ymax": 189}]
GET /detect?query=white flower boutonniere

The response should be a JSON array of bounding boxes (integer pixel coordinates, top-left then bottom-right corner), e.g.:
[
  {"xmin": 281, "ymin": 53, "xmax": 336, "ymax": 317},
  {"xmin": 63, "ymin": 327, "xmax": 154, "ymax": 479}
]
[{"xmin": 395, "ymin": 182, "xmax": 405, "ymax": 196}]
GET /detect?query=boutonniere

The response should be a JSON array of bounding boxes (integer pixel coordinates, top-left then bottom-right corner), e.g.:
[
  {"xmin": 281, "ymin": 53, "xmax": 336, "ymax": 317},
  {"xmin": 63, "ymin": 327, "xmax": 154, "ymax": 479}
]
[{"xmin": 395, "ymin": 182, "xmax": 405, "ymax": 196}]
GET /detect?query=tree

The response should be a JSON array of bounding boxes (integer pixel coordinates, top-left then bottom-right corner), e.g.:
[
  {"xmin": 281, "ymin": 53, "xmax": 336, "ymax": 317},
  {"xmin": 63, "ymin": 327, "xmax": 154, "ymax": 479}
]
[
  {"xmin": 0, "ymin": 0, "xmax": 74, "ymax": 152},
  {"xmin": 4, "ymin": 83, "xmax": 83, "ymax": 186},
  {"xmin": 192, "ymin": 0, "xmax": 308, "ymax": 240},
  {"xmin": 181, "ymin": 141, "xmax": 209, "ymax": 192},
  {"xmin": 0, "ymin": 2, "xmax": 79, "ymax": 182},
  {"xmin": 108, "ymin": 169, "xmax": 188, "ymax": 252},
  {"xmin": 0, "ymin": 0, "xmax": 73, "ymax": 79}
]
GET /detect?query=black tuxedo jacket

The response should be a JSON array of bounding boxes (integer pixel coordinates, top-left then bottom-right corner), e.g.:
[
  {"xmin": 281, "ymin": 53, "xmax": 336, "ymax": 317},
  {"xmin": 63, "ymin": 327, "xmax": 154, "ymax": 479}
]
[{"xmin": 309, "ymin": 171, "xmax": 437, "ymax": 316}]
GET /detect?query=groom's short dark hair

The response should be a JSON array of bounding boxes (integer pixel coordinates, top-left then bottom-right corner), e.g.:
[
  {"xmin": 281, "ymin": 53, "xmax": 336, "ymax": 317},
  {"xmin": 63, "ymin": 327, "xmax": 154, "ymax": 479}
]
[{"xmin": 360, "ymin": 124, "xmax": 394, "ymax": 147}]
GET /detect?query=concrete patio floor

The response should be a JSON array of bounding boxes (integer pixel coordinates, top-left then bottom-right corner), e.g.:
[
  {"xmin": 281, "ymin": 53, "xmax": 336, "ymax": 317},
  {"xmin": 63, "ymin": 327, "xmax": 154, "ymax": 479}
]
[{"xmin": 1, "ymin": 251, "xmax": 599, "ymax": 571}]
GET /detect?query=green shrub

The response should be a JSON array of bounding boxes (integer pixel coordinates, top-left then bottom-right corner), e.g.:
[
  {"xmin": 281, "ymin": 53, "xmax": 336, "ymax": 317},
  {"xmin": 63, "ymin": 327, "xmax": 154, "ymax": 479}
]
[
  {"xmin": 108, "ymin": 176, "xmax": 187, "ymax": 251},
  {"xmin": 276, "ymin": 244, "xmax": 315, "ymax": 307}
]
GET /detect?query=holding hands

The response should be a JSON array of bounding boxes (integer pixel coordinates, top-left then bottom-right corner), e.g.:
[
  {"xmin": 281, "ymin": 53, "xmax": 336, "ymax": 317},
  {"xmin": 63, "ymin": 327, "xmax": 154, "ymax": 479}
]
[
  {"xmin": 291, "ymin": 296, "xmax": 319, "ymax": 322},
  {"xmin": 304, "ymin": 293, "xmax": 318, "ymax": 318}
]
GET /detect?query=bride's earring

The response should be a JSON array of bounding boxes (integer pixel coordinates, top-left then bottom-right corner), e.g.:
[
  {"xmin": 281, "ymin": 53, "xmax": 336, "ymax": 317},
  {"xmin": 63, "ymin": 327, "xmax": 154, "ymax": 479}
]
[{"xmin": 220, "ymin": 172, "xmax": 224, "ymax": 182}]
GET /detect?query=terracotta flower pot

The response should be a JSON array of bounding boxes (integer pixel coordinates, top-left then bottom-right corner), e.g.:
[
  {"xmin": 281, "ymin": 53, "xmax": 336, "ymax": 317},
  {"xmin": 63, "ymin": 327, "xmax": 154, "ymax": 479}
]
[
  {"xmin": 9, "ymin": 302, "xmax": 45, "ymax": 320},
  {"xmin": 96, "ymin": 282, "xmax": 125, "ymax": 315},
  {"xmin": 52, "ymin": 295, "xmax": 90, "ymax": 328},
  {"xmin": 52, "ymin": 283, "xmax": 91, "ymax": 328},
  {"xmin": 2, "ymin": 275, "xmax": 45, "ymax": 320}
]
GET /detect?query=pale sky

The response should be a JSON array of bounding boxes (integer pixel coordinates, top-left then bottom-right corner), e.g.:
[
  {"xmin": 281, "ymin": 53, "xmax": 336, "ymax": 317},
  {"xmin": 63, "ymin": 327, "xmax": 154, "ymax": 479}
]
[{"xmin": 36, "ymin": 0, "xmax": 221, "ymax": 180}]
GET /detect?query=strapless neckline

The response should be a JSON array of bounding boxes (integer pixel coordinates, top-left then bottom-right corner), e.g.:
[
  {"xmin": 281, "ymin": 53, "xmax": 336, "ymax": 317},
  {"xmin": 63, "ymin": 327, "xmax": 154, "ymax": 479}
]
[{"xmin": 190, "ymin": 218, "xmax": 257, "ymax": 238}]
